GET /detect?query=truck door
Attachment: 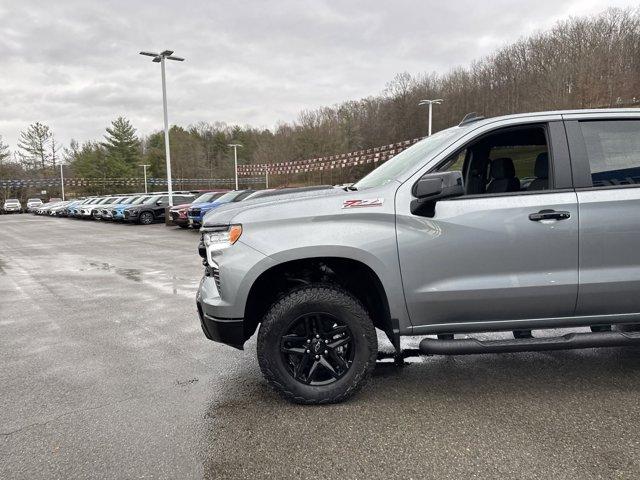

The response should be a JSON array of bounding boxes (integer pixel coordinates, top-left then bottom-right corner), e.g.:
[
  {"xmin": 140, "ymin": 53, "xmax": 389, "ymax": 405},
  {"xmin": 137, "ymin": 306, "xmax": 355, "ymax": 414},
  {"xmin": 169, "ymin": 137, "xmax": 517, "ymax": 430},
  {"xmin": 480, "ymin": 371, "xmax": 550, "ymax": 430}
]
[
  {"xmin": 565, "ymin": 115, "xmax": 640, "ymax": 316},
  {"xmin": 396, "ymin": 121, "xmax": 579, "ymax": 329}
]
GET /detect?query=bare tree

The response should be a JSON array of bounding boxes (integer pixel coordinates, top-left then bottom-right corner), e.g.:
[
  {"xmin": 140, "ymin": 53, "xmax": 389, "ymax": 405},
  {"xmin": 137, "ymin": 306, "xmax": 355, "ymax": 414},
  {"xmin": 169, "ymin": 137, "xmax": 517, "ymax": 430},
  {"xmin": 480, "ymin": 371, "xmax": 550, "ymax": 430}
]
[
  {"xmin": 17, "ymin": 122, "xmax": 53, "ymax": 171},
  {"xmin": 0, "ymin": 135, "xmax": 10, "ymax": 164}
]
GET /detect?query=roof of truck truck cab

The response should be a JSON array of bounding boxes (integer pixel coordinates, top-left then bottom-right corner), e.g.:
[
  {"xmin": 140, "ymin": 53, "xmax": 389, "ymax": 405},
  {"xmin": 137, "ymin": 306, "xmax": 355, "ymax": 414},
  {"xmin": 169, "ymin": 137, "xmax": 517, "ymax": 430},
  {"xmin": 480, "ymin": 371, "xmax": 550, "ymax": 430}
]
[
  {"xmin": 376, "ymin": 108, "xmax": 640, "ymax": 189},
  {"xmin": 467, "ymin": 107, "xmax": 640, "ymax": 127}
]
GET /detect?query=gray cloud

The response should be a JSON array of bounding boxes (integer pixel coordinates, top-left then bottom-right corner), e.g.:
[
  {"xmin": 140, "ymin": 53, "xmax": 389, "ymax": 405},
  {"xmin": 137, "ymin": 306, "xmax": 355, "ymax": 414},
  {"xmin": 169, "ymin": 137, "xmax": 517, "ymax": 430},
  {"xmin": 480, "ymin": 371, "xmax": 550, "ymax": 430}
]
[{"xmin": 0, "ymin": 0, "xmax": 636, "ymax": 150}]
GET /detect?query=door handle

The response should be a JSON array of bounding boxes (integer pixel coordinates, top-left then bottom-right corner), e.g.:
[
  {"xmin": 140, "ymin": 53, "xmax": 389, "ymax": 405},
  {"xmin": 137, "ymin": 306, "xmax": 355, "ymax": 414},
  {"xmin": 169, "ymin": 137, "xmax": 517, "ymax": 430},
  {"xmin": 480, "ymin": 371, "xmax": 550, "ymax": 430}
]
[{"xmin": 528, "ymin": 209, "xmax": 571, "ymax": 221}]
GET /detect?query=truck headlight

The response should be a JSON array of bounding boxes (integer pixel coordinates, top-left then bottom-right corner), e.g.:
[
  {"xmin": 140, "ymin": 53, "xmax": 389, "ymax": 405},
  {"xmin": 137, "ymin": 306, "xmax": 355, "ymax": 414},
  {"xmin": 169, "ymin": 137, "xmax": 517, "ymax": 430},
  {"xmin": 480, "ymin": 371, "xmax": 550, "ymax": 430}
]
[{"xmin": 202, "ymin": 225, "xmax": 242, "ymax": 251}]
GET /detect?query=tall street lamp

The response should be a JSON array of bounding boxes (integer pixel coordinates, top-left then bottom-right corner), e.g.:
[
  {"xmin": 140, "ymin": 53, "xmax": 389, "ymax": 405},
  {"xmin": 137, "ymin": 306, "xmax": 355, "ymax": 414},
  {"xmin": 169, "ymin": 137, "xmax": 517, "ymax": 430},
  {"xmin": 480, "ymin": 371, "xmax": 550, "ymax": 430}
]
[
  {"xmin": 139, "ymin": 164, "xmax": 150, "ymax": 193},
  {"xmin": 228, "ymin": 143, "xmax": 242, "ymax": 190},
  {"xmin": 139, "ymin": 49, "xmax": 184, "ymax": 206},
  {"xmin": 418, "ymin": 99, "xmax": 443, "ymax": 136},
  {"xmin": 60, "ymin": 164, "xmax": 65, "ymax": 201}
]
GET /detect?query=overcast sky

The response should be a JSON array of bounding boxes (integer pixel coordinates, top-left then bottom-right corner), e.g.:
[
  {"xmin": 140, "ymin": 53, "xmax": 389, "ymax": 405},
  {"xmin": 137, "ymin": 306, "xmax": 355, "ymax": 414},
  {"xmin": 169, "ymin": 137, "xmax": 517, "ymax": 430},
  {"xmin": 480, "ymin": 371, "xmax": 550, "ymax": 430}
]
[{"xmin": 0, "ymin": 0, "xmax": 636, "ymax": 150}]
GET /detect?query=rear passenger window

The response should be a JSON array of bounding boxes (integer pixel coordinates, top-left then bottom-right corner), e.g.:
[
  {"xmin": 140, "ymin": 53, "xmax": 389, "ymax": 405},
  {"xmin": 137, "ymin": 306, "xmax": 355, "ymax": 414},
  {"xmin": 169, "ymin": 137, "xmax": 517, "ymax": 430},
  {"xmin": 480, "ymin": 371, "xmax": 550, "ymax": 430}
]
[{"xmin": 580, "ymin": 120, "xmax": 640, "ymax": 187}]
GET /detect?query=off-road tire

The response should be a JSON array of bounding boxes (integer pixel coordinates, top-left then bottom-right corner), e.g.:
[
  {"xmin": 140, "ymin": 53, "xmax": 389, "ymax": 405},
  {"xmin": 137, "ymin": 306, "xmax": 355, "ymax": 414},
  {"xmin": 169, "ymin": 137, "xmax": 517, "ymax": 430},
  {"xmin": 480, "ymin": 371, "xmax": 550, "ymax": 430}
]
[
  {"xmin": 257, "ymin": 285, "xmax": 377, "ymax": 404},
  {"xmin": 139, "ymin": 211, "xmax": 154, "ymax": 225}
]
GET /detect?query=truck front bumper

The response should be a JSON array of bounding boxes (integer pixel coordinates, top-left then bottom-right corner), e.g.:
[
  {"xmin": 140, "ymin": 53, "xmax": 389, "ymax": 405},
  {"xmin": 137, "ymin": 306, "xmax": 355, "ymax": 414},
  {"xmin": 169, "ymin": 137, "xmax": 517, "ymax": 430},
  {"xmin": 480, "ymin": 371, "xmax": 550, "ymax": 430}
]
[
  {"xmin": 197, "ymin": 307, "xmax": 245, "ymax": 349},
  {"xmin": 195, "ymin": 240, "xmax": 276, "ymax": 350},
  {"xmin": 196, "ymin": 275, "xmax": 245, "ymax": 349}
]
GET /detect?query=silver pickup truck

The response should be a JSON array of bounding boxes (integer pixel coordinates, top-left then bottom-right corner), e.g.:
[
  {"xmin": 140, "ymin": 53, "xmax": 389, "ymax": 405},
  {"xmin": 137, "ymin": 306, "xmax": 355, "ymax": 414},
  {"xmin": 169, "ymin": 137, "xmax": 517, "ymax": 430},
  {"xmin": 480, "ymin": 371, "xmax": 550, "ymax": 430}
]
[{"xmin": 197, "ymin": 108, "xmax": 640, "ymax": 404}]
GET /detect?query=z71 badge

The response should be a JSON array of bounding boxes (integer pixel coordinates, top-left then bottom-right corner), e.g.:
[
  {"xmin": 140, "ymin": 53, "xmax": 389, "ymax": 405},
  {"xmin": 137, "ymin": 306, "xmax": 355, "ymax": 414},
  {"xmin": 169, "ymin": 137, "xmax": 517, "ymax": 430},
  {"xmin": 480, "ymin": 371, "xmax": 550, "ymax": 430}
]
[{"xmin": 342, "ymin": 198, "xmax": 384, "ymax": 208}]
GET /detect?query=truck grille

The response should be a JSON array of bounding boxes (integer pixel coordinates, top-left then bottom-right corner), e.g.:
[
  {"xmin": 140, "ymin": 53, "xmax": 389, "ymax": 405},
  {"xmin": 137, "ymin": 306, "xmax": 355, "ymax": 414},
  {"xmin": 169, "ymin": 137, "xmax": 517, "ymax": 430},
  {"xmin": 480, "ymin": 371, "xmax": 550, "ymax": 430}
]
[
  {"xmin": 190, "ymin": 208, "xmax": 201, "ymax": 217},
  {"xmin": 212, "ymin": 267, "xmax": 221, "ymax": 291},
  {"xmin": 170, "ymin": 211, "xmax": 179, "ymax": 221},
  {"xmin": 123, "ymin": 211, "xmax": 130, "ymax": 219}
]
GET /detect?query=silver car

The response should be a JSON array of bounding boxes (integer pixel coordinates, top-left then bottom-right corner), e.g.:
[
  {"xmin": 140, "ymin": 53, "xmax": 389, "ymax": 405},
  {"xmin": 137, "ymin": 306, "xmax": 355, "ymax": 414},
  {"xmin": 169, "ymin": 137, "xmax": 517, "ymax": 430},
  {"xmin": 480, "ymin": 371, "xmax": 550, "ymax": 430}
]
[{"xmin": 197, "ymin": 108, "xmax": 640, "ymax": 404}]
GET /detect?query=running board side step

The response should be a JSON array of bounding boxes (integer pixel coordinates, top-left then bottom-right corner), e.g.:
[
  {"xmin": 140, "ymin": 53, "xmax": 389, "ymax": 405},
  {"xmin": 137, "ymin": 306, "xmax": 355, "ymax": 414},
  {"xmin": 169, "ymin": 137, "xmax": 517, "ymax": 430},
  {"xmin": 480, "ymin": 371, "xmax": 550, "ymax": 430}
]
[{"xmin": 418, "ymin": 331, "xmax": 640, "ymax": 356}]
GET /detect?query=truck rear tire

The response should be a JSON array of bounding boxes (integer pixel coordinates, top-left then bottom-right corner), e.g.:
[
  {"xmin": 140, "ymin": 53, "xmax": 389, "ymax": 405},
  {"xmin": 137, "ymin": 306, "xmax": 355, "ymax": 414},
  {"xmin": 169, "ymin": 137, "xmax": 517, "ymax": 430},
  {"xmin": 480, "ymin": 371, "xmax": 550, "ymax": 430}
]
[{"xmin": 257, "ymin": 285, "xmax": 377, "ymax": 404}]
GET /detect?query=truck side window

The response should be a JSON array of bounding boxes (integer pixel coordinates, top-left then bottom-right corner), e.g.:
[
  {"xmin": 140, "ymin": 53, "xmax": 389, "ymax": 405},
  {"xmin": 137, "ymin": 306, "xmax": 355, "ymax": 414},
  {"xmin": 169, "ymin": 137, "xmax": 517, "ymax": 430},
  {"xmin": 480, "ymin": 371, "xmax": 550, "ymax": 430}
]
[
  {"xmin": 579, "ymin": 120, "xmax": 640, "ymax": 187},
  {"xmin": 438, "ymin": 125, "xmax": 551, "ymax": 195}
]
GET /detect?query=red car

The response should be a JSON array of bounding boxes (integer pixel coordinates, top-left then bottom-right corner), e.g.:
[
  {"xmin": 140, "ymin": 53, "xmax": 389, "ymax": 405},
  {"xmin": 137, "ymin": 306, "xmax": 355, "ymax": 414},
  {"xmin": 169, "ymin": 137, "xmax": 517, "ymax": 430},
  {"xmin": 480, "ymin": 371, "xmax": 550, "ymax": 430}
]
[{"xmin": 170, "ymin": 191, "xmax": 228, "ymax": 228}]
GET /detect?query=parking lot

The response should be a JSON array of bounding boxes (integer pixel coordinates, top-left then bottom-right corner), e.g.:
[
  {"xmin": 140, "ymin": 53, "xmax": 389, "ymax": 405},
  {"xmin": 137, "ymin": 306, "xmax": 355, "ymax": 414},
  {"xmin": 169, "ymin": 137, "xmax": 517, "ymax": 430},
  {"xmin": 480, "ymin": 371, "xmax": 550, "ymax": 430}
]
[{"xmin": 1, "ymin": 214, "xmax": 640, "ymax": 479}]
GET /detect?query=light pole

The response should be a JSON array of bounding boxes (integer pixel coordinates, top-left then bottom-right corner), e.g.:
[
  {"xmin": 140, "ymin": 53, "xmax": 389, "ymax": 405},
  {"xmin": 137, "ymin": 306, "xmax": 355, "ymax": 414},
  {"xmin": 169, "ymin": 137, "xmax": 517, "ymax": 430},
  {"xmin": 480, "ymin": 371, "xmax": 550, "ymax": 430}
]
[
  {"xmin": 418, "ymin": 99, "xmax": 443, "ymax": 136},
  {"xmin": 139, "ymin": 49, "xmax": 184, "ymax": 206},
  {"xmin": 60, "ymin": 164, "xmax": 65, "ymax": 201},
  {"xmin": 139, "ymin": 164, "xmax": 150, "ymax": 193},
  {"xmin": 228, "ymin": 143, "xmax": 242, "ymax": 190}
]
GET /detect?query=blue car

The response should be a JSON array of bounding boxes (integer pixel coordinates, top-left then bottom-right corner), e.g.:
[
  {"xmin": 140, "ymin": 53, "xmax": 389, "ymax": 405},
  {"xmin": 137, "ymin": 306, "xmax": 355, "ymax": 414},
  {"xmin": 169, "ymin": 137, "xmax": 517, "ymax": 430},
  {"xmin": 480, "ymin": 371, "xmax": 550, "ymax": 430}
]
[
  {"xmin": 61, "ymin": 199, "xmax": 85, "ymax": 217},
  {"xmin": 187, "ymin": 190, "xmax": 254, "ymax": 227},
  {"xmin": 112, "ymin": 195, "xmax": 151, "ymax": 221}
]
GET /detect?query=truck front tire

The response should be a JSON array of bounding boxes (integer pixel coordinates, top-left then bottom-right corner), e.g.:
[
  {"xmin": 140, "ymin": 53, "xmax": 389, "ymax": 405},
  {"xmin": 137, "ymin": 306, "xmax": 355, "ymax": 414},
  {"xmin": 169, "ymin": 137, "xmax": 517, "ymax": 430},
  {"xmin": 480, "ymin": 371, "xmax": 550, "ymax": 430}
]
[{"xmin": 257, "ymin": 285, "xmax": 378, "ymax": 404}]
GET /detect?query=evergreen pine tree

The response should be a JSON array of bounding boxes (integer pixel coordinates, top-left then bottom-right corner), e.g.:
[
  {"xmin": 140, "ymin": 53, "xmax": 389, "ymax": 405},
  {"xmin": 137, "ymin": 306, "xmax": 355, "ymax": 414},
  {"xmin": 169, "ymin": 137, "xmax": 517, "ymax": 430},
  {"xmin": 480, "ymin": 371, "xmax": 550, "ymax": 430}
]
[{"xmin": 101, "ymin": 117, "xmax": 140, "ymax": 175}]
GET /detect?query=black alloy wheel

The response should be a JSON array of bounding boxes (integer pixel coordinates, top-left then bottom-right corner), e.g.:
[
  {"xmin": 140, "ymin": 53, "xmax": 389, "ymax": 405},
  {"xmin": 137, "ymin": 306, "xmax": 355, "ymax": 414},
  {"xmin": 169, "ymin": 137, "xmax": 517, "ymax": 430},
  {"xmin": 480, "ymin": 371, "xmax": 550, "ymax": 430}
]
[{"xmin": 280, "ymin": 313, "xmax": 354, "ymax": 386}]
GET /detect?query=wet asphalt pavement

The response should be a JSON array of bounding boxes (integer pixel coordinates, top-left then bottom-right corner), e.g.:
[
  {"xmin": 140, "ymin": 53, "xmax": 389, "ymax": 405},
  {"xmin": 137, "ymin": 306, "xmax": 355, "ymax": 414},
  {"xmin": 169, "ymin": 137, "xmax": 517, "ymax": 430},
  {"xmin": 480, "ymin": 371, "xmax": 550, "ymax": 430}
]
[{"xmin": 1, "ymin": 214, "xmax": 640, "ymax": 479}]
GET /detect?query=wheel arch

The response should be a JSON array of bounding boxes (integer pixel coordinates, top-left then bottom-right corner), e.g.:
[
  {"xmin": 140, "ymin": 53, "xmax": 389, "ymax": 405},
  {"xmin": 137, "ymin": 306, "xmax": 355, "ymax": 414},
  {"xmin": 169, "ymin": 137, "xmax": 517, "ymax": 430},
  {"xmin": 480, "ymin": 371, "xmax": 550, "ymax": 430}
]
[{"xmin": 243, "ymin": 256, "xmax": 397, "ymax": 348}]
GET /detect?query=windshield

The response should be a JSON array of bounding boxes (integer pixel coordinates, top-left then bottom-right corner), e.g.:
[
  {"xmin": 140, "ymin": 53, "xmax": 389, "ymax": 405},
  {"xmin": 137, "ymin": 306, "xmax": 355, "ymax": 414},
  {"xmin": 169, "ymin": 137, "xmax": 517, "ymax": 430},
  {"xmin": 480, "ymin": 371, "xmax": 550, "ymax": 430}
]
[
  {"xmin": 6, "ymin": 199, "xmax": 19, "ymax": 203},
  {"xmin": 352, "ymin": 126, "xmax": 466, "ymax": 190},
  {"xmin": 27, "ymin": 198, "xmax": 41, "ymax": 202},
  {"xmin": 122, "ymin": 196, "xmax": 140, "ymax": 204},
  {"xmin": 194, "ymin": 192, "xmax": 221, "ymax": 203},
  {"xmin": 213, "ymin": 191, "xmax": 246, "ymax": 203},
  {"xmin": 130, "ymin": 196, "xmax": 149, "ymax": 205},
  {"xmin": 143, "ymin": 195, "xmax": 162, "ymax": 204}
]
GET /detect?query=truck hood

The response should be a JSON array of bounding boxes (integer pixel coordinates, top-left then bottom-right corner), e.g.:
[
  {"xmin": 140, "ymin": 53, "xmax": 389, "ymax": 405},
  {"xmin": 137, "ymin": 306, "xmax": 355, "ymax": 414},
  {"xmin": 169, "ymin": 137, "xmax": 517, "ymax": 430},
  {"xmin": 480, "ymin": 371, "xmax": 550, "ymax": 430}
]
[{"xmin": 202, "ymin": 187, "xmax": 347, "ymax": 227}]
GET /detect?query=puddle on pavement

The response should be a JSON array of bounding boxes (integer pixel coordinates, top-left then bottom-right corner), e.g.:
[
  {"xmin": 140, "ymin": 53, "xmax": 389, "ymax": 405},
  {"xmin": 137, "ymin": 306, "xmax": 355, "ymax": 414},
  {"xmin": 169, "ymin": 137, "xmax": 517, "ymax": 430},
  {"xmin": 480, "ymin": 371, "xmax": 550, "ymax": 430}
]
[{"xmin": 80, "ymin": 260, "xmax": 198, "ymax": 296}]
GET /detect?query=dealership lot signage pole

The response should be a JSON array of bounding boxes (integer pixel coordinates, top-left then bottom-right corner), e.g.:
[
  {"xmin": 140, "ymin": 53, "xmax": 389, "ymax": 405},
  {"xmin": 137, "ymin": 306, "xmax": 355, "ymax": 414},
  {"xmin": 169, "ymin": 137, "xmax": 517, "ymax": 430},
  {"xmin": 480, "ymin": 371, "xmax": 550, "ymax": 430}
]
[
  {"xmin": 139, "ymin": 164, "xmax": 150, "ymax": 193},
  {"xmin": 418, "ymin": 99, "xmax": 443, "ymax": 136},
  {"xmin": 228, "ymin": 144, "xmax": 242, "ymax": 190},
  {"xmin": 139, "ymin": 50, "xmax": 184, "ymax": 206},
  {"xmin": 60, "ymin": 164, "xmax": 65, "ymax": 200}
]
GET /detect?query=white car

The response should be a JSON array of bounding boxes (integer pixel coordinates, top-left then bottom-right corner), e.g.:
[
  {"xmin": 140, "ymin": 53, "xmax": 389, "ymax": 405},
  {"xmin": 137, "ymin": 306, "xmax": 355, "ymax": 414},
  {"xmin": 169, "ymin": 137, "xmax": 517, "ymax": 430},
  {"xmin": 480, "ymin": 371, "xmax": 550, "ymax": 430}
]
[
  {"xmin": 26, "ymin": 198, "xmax": 43, "ymax": 212},
  {"xmin": 2, "ymin": 199, "xmax": 22, "ymax": 214}
]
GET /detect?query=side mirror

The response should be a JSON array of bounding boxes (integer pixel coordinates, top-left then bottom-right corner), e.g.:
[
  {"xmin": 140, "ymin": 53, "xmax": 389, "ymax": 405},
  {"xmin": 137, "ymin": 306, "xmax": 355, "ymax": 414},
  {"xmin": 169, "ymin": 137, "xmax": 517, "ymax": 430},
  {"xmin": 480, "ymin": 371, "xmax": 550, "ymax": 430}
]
[
  {"xmin": 411, "ymin": 171, "xmax": 464, "ymax": 217},
  {"xmin": 156, "ymin": 200, "xmax": 164, "ymax": 206}
]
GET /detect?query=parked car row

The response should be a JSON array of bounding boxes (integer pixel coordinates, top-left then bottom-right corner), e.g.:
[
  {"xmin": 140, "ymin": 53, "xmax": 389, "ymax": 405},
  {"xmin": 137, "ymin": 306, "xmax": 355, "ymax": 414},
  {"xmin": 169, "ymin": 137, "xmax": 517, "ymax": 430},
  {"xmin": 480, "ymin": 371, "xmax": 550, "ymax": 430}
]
[
  {"xmin": 26, "ymin": 185, "xmax": 336, "ymax": 227},
  {"xmin": 0, "ymin": 197, "xmax": 55, "ymax": 214},
  {"xmin": 30, "ymin": 191, "xmax": 198, "ymax": 223}
]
